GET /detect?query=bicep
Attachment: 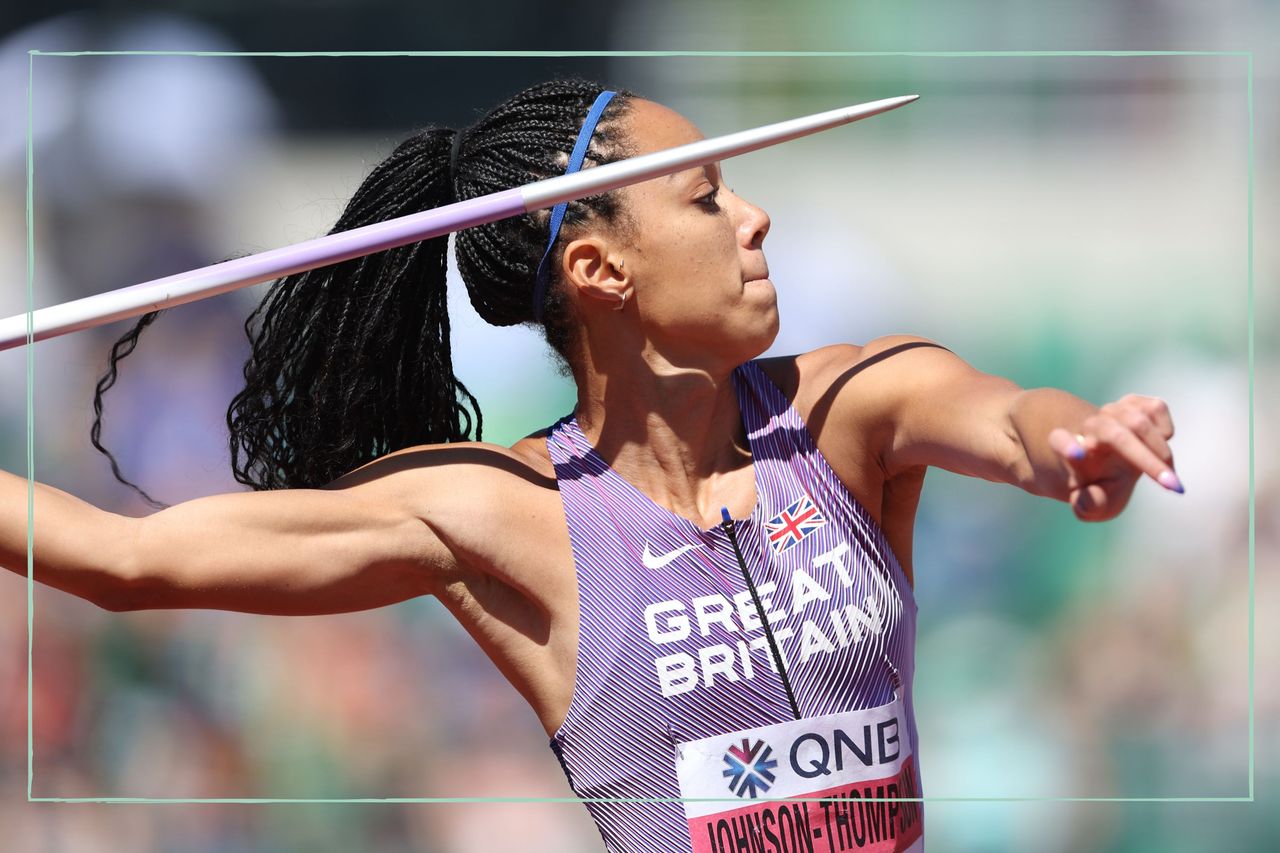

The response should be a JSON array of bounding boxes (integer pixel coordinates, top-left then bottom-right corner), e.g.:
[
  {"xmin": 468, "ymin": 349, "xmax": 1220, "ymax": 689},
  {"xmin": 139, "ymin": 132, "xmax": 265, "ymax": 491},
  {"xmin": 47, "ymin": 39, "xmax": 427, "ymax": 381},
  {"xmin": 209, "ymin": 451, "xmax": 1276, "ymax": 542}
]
[
  {"xmin": 122, "ymin": 482, "xmax": 452, "ymax": 615},
  {"xmin": 817, "ymin": 336, "xmax": 1026, "ymax": 483}
]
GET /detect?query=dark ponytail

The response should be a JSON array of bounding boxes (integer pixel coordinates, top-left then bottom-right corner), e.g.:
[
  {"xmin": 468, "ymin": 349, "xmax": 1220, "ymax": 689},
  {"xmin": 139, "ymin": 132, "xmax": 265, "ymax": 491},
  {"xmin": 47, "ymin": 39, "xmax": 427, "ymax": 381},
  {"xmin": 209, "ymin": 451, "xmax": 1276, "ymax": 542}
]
[
  {"xmin": 91, "ymin": 78, "xmax": 636, "ymax": 501},
  {"xmin": 223, "ymin": 127, "xmax": 479, "ymax": 492}
]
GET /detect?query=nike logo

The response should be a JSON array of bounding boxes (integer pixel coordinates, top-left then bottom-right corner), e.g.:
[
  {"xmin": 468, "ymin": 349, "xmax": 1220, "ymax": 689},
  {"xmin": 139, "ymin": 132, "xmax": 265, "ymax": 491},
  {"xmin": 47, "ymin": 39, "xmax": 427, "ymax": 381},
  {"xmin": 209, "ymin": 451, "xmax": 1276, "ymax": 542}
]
[{"xmin": 641, "ymin": 542, "xmax": 703, "ymax": 570}]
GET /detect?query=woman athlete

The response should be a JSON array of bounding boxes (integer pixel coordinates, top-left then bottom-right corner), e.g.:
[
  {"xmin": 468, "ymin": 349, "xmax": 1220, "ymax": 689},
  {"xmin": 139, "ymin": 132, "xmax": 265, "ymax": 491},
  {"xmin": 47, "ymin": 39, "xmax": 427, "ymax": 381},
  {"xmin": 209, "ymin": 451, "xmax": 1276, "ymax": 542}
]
[{"xmin": 2, "ymin": 79, "xmax": 1181, "ymax": 852}]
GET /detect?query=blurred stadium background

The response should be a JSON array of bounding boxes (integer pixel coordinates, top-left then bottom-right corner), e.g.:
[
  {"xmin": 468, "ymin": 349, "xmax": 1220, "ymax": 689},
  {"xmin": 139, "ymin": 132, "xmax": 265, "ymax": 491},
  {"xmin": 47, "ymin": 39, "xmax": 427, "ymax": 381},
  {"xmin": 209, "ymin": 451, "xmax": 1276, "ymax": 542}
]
[{"xmin": 0, "ymin": 3, "xmax": 1275, "ymax": 851}]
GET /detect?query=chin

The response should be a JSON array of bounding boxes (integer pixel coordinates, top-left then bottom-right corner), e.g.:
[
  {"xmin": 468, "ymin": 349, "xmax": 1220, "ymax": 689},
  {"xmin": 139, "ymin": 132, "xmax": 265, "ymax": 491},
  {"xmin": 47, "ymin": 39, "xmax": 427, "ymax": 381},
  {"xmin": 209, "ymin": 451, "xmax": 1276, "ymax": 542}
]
[{"xmin": 742, "ymin": 309, "xmax": 780, "ymax": 361}]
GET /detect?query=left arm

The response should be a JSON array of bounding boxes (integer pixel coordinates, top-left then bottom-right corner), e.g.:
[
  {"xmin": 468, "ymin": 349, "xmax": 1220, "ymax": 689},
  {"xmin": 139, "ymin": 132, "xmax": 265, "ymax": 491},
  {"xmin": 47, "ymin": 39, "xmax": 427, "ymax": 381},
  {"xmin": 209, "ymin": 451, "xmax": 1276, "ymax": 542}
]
[{"xmin": 811, "ymin": 335, "xmax": 1182, "ymax": 521}]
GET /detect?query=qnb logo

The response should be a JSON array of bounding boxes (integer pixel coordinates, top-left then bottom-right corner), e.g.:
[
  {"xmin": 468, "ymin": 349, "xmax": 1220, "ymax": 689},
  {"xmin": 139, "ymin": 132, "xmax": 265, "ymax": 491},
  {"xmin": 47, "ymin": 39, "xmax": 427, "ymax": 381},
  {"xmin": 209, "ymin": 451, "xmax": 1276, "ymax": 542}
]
[{"xmin": 721, "ymin": 738, "xmax": 778, "ymax": 798}]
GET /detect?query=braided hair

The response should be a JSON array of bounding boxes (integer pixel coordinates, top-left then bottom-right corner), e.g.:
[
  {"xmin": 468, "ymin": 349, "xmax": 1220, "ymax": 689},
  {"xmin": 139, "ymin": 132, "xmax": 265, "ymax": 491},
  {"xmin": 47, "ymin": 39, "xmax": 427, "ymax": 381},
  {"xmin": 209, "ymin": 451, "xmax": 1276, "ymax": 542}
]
[{"xmin": 90, "ymin": 78, "xmax": 637, "ymax": 506}]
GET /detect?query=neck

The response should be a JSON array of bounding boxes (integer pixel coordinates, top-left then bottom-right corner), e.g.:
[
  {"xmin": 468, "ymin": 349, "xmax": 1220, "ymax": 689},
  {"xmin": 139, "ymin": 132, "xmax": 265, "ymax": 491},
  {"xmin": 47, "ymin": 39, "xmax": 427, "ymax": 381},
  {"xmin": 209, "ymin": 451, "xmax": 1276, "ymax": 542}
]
[{"xmin": 572, "ymin": 344, "xmax": 752, "ymax": 518}]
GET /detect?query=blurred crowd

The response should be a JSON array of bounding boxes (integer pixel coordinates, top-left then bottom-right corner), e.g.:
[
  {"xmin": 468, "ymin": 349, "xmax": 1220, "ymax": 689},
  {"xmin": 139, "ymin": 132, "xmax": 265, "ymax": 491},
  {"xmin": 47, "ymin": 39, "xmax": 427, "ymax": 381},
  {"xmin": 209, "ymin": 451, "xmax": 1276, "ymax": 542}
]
[{"xmin": 0, "ymin": 6, "xmax": 1276, "ymax": 853}]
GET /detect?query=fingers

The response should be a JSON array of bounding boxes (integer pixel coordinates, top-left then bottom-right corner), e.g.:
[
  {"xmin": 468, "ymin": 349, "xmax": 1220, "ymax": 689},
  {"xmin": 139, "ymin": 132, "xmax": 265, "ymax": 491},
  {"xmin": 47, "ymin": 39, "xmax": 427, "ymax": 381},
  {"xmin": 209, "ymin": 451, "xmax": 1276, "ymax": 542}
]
[
  {"xmin": 1111, "ymin": 422, "xmax": 1179, "ymax": 490},
  {"xmin": 1048, "ymin": 427, "xmax": 1087, "ymax": 462},
  {"xmin": 1066, "ymin": 407, "xmax": 1184, "ymax": 494},
  {"xmin": 1112, "ymin": 395, "xmax": 1175, "ymax": 463},
  {"xmin": 1070, "ymin": 480, "xmax": 1120, "ymax": 523},
  {"xmin": 1129, "ymin": 393, "xmax": 1175, "ymax": 441}
]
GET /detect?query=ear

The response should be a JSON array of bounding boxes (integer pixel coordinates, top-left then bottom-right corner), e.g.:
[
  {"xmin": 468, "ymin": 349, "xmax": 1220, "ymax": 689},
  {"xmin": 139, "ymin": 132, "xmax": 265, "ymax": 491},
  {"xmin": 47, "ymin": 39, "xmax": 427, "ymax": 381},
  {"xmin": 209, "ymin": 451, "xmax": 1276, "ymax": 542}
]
[{"xmin": 560, "ymin": 236, "xmax": 629, "ymax": 309}]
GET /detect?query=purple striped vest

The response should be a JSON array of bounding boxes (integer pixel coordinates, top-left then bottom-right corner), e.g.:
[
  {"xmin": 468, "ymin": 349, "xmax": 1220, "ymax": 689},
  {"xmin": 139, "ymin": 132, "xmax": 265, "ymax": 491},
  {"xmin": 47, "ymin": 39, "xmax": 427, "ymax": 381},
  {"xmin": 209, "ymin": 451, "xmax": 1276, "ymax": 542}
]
[{"xmin": 545, "ymin": 359, "xmax": 923, "ymax": 853}]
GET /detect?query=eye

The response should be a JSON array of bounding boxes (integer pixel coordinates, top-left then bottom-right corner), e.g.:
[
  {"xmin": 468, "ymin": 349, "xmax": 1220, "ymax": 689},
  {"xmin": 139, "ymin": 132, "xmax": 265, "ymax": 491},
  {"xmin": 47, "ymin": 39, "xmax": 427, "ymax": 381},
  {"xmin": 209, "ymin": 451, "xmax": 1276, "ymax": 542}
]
[{"xmin": 697, "ymin": 186, "xmax": 722, "ymax": 211}]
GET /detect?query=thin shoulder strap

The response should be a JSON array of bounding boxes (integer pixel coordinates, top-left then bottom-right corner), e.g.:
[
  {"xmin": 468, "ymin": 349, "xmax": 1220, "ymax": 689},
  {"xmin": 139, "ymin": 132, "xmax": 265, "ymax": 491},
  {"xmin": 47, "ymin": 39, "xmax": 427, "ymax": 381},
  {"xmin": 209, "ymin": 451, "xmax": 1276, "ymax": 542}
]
[{"xmin": 735, "ymin": 359, "xmax": 801, "ymax": 438}]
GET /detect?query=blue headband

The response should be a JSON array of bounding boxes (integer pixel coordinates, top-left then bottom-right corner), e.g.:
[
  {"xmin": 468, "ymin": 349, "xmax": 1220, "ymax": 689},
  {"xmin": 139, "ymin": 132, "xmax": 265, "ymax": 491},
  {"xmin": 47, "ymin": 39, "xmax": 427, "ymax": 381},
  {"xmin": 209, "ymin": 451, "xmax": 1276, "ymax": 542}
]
[{"xmin": 532, "ymin": 90, "xmax": 617, "ymax": 323}]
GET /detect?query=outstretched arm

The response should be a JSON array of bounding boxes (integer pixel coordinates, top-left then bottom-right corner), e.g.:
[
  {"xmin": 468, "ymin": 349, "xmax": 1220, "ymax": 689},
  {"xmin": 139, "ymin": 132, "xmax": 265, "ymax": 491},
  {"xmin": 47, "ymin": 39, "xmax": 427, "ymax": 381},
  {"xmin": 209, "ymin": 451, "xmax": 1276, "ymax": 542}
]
[
  {"xmin": 1, "ymin": 458, "xmax": 452, "ymax": 614},
  {"xmin": 810, "ymin": 335, "xmax": 1181, "ymax": 521},
  {"xmin": 2, "ymin": 470, "xmax": 134, "ymax": 609}
]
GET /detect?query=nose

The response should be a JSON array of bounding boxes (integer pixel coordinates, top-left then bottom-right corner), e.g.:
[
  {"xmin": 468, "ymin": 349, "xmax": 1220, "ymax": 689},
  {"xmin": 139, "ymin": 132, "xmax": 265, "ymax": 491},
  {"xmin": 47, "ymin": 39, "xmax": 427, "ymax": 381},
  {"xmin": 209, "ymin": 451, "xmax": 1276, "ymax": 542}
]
[{"xmin": 735, "ymin": 193, "xmax": 771, "ymax": 251}]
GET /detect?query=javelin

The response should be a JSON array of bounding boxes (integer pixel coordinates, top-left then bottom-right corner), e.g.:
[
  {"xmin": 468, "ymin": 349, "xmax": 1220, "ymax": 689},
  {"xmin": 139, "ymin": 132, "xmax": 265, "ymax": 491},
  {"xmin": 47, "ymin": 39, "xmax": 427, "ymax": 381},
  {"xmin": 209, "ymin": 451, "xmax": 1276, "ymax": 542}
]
[{"xmin": 0, "ymin": 94, "xmax": 918, "ymax": 351}]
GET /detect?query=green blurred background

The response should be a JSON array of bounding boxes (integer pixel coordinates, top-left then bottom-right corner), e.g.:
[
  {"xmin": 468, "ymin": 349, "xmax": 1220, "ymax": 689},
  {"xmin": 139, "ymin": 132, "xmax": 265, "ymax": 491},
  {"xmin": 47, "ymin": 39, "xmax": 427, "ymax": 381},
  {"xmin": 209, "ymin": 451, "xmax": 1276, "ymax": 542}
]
[{"xmin": 0, "ymin": 3, "xmax": 1274, "ymax": 851}]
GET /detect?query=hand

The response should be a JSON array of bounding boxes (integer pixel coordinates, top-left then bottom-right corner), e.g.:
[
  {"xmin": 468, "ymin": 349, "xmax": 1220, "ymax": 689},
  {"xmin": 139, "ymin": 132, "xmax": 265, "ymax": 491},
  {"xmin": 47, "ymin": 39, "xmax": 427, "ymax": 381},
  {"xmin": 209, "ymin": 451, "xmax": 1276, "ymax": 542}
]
[{"xmin": 1047, "ymin": 394, "xmax": 1181, "ymax": 522}]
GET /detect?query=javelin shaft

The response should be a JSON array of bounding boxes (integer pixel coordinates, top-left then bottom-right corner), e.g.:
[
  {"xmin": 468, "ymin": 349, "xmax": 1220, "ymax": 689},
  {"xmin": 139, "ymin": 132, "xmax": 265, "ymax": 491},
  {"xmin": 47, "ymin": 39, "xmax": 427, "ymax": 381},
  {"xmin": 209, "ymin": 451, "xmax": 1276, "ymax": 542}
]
[{"xmin": 0, "ymin": 94, "xmax": 917, "ymax": 351}]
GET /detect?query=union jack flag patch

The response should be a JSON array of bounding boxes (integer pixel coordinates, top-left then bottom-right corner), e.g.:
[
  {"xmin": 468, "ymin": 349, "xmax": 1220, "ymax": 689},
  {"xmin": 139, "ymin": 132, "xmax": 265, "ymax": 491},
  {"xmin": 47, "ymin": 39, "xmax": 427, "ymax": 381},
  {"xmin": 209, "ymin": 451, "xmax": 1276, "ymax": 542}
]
[{"xmin": 763, "ymin": 494, "xmax": 826, "ymax": 555}]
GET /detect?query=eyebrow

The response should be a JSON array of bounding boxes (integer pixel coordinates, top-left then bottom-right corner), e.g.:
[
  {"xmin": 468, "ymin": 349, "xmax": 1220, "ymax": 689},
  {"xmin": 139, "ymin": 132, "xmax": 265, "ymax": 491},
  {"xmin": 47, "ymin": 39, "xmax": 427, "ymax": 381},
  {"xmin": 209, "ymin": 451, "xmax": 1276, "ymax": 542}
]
[{"xmin": 666, "ymin": 163, "xmax": 722, "ymax": 183}]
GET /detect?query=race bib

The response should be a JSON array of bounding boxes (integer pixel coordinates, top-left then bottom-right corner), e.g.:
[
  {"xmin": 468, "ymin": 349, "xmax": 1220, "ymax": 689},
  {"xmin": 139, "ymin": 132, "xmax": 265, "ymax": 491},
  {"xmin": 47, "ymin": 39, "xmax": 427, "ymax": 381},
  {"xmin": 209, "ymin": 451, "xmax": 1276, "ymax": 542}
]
[{"xmin": 673, "ymin": 695, "xmax": 923, "ymax": 853}]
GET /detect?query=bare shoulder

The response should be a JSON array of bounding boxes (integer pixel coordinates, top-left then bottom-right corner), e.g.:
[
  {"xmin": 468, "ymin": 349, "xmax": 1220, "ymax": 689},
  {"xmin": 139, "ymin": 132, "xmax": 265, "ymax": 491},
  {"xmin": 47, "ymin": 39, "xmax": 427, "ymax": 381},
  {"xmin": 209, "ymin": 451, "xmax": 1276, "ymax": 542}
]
[
  {"xmin": 323, "ymin": 438, "xmax": 562, "ymax": 589},
  {"xmin": 508, "ymin": 426, "xmax": 558, "ymax": 477},
  {"xmin": 793, "ymin": 336, "xmax": 955, "ymax": 386},
  {"xmin": 325, "ymin": 438, "xmax": 556, "ymax": 495},
  {"xmin": 755, "ymin": 336, "xmax": 958, "ymax": 472},
  {"xmin": 754, "ymin": 335, "xmax": 951, "ymax": 417}
]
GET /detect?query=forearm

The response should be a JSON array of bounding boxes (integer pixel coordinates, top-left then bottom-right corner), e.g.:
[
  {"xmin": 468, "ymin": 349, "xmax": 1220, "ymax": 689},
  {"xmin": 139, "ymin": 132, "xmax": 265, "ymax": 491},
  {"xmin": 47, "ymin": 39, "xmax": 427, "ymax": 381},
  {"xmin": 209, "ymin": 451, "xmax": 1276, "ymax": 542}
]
[
  {"xmin": 1008, "ymin": 387, "xmax": 1099, "ymax": 500},
  {"xmin": 2, "ymin": 468, "xmax": 135, "ymax": 609}
]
